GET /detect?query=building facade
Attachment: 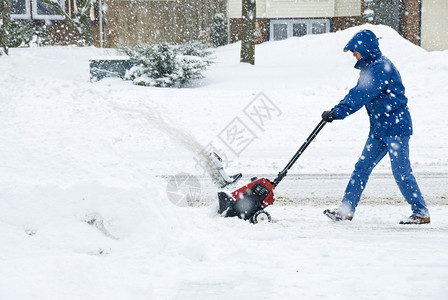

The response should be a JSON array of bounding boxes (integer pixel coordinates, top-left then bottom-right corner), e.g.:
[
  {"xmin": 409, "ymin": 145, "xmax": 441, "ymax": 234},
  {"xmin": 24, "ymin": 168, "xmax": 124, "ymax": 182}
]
[
  {"xmin": 7, "ymin": 0, "xmax": 448, "ymax": 51},
  {"xmin": 229, "ymin": 0, "xmax": 448, "ymax": 51},
  {"xmin": 229, "ymin": 0, "xmax": 365, "ymax": 43}
]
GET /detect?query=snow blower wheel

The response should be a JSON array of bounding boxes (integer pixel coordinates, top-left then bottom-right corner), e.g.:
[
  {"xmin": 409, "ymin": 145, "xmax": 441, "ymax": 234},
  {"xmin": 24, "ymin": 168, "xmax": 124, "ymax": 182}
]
[{"xmin": 251, "ymin": 210, "xmax": 272, "ymax": 224}]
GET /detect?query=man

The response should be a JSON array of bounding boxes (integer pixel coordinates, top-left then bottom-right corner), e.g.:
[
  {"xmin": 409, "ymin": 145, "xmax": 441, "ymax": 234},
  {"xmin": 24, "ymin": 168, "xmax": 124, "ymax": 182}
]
[{"xmin": 322, "ymin": 29, "xmax": 430, "ymax": 224}]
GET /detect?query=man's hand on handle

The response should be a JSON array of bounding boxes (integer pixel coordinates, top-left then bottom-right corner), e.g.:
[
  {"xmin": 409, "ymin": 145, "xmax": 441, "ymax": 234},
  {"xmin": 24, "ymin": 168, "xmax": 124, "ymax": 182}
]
[{"xmin": 322, "ymin": 110, "xmax": 336, "ymax": 123}]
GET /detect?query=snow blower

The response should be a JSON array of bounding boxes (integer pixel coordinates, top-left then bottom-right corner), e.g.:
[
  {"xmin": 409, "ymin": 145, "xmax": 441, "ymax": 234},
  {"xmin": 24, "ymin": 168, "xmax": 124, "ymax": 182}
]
[{"xmin": 216, "ymin": 119, "xmax": 327, "ymax": 224}]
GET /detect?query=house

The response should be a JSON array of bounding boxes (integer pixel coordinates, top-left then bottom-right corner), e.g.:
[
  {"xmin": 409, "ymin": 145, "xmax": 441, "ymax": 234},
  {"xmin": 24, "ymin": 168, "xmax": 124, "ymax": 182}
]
[
  {"xmin": 8, "ymin": 0, "xmax": 227, "ymax": 47},
  {"xmin": 9, "ymin": 0, "xmax": 103, "ymax": 45},
  {"xmin": 229, "ymin": 0, "xmax": 448, "ymax": 51},
  {"xmin": 104, "ymin": 0, "xmax": 227, "ymax": 47},
  {"xmin": 229, "ymin": 0, "xmax": 365, "ymax": 43},
  {"xmin": 8, "ymin": 0, "xmax": 448, "ymax": 51}
]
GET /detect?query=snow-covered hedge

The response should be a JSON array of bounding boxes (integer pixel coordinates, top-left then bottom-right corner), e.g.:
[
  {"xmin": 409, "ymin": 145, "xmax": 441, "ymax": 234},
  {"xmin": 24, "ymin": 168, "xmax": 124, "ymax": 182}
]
[
  {"xmin": 6, "ymin": 20, "xmax": 49, "ymax": 48},
  {"xmin": 120, "ymin": 41, "xmax": 214, "ymax": 88}
]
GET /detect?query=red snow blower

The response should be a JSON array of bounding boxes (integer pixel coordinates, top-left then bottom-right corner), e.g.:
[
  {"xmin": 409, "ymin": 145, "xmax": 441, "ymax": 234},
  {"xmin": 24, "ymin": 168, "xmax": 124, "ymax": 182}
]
[{"xmin": 217, "ymin": 120, "xmax": 327, "ymax": 223}]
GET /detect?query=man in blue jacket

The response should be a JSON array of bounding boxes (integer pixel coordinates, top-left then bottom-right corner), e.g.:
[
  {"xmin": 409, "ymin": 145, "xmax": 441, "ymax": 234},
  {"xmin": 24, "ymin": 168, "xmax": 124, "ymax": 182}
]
[{"xmin": 322, "ymin": 29, "xmax": 430, "ymax": 224}]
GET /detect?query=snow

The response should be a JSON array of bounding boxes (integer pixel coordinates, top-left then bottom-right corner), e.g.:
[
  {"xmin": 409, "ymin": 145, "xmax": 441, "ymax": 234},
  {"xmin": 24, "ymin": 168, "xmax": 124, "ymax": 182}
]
[{"xmin": 0, "ymin": 24, "xmax": 447, "ymax": 299}]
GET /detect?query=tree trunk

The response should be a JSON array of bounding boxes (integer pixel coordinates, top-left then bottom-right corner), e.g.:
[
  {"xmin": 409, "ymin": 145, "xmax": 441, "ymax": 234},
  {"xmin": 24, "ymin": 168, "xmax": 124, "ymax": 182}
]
[
  {"xmin": 240, "ymin": 0, "xmax": 256, "ymax": 65},
  {"xmin": 0, "ymin": 0, "xmax": 12, "ymax": 55}
]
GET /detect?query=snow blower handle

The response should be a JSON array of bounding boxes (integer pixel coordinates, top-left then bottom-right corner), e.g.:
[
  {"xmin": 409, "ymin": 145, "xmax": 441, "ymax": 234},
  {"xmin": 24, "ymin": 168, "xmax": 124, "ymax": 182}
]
[{"xmin": 272, "ymin": 119, "xmax": 327, "ymax": 186}]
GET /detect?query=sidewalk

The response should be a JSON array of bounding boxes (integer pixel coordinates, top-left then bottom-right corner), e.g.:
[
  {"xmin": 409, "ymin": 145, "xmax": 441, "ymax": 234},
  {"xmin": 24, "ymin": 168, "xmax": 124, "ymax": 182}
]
[{"xmin": 194, "ymin": 172, "xmax": 448, "ymax": 206}]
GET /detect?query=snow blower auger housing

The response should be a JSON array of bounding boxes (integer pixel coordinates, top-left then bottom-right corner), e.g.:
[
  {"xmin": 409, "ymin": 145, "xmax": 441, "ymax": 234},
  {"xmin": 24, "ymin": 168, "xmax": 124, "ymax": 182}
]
[
  {"xmin": 217, "ymin": 120, "xmax": 327, "ymax": 224},
  {"xmin": 218, "ymin": 178, "xmax": 275, "ymax": 223}
]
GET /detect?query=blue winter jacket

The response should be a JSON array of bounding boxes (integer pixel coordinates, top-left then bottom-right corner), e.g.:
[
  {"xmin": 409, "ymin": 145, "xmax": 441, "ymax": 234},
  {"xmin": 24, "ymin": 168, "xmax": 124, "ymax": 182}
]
[{"xmin": 333, "ymin": 30, "xmax": 412, "ymax": 138}]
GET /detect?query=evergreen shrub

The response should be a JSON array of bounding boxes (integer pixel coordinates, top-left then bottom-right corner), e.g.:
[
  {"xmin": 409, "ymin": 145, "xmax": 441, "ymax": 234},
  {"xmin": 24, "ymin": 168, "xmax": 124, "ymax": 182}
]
[
  {"xmin": 210, "ymin": 13, "xmax": 228, "ymax": 48},
  {"xmin": 120, "ymin": 41, "xmax": 214, "ymax": 88},
  {"xmin": 8, "ymin": 20, "xmax": 33, "ymax": 47}
]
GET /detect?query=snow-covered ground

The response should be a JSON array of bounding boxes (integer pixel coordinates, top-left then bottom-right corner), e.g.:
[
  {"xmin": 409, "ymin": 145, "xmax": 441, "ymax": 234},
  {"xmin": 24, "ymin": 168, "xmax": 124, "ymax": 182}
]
[{"xmin": 0, "ymin": 24, "xmax": 447, "ymax": 299}]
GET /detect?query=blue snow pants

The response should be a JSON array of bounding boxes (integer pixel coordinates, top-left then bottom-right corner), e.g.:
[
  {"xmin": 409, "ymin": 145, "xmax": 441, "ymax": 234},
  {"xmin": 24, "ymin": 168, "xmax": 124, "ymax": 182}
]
[{"xmin": 341, "ymin": 135, "xmax": 430, "ymax": 217}]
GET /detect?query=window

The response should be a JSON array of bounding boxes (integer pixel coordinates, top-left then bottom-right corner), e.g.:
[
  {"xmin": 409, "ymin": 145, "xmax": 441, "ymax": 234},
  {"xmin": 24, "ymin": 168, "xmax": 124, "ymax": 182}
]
[
  {"xmin": 292, "ymin": 23, "xmax": 307, "ymax": 37},
  {"xmin": 11, "ymin": 0, "xmax": 31, "ymax": 19},
  {"xmin": 311, "ymin": 21, "xmax": 327, "ymax": 34},
  {"xmin": 10, "ymin": 0, "xmax": 65, "ymax": 20},
  {"xmin": 270, "ymin": 19, "xmax": 330, "ymax": 41},
  {"xmin": 33, "ymin": 0, "xmax": 65, "ymax": 20},
  {"xmin": 273, "ymin": 23, "xmax": 288, "ymax": 40}
]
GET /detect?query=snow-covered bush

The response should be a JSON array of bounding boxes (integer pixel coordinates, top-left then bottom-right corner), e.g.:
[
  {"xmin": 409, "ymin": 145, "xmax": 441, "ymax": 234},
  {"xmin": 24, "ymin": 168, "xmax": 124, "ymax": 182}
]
[
  {"xmin": 8, "ymin": 20, "xmax": 34, "ymax": 47},
  {"xmin": 210, "ymin": 13, "xmax": 228, "ymax": 48},
  {"xmin": 6, "ymin": 21, "xmax": 49, "ymax": 48},
  {"xmin": 178, "ymin": 40, "xmax": 213, "ymax": 59},
  {"xmin": 120, "ymin": 41, "xmax": 214, "ymax": 88}
]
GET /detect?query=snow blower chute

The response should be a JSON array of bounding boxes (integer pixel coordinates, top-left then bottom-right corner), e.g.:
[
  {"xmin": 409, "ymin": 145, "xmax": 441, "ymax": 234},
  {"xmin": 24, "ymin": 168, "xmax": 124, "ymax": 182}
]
[{"xmin": 217, "ymin": 120, "xmax": 327, "ymax": 223}]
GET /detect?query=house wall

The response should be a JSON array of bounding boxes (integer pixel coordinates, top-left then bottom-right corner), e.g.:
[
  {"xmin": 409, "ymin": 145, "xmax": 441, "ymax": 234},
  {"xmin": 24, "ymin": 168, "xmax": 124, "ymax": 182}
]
[
  {"xmin": 333, "ymin": 16, "xmax": 364, "ymax": 31},
  {"xmin": 334, "ymin": 0, "xmax": 362, "ymax": 17},
  {"xmin": 105, "ymin": 0, "xmax": 226, "ymax": 47},
  {"xmin": 264, "ymin": 0, "xmax": 335, "ymax": 18},
  {"xmin": 421, "ymin": 0, "xmax": 448, "ymax": 51},
  {"xmin": 230, "ymin": 18, "xmax": 268, "ymax": 43},
  {"xmin": 229, "ymin": 0, "xmax": 361, "ymax": 19},
  {"xmin": 44, "ymin": 21, "xmax": 78, "ymax": 45},
  {"xmin": 333, "ymin": 0, "xmax": 364, "ymax": 31},
  {"xmin": 229, "ymin": 0, "xmax": 334, "ymax": 18}
]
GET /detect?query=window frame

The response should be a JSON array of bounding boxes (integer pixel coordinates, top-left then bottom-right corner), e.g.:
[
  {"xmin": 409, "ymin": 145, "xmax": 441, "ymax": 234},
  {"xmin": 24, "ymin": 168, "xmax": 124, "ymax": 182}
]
[
  {"xmin": 10, "ymin": 0, "xmax": 66, "ymax": 20},
  {"xmin": 32, "ymin": 0, "xmax": 65, "ymax": 20},
  {"xmin": 269, "ymin": 19, "xmax": 331, "ymax": 41}
]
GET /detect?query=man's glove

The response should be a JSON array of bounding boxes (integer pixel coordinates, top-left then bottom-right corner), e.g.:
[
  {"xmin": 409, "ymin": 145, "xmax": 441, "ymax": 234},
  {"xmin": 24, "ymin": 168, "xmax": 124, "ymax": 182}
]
[{"xmin": 322, "ymin": 110, "xmax": 336, "ymax": 123}]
